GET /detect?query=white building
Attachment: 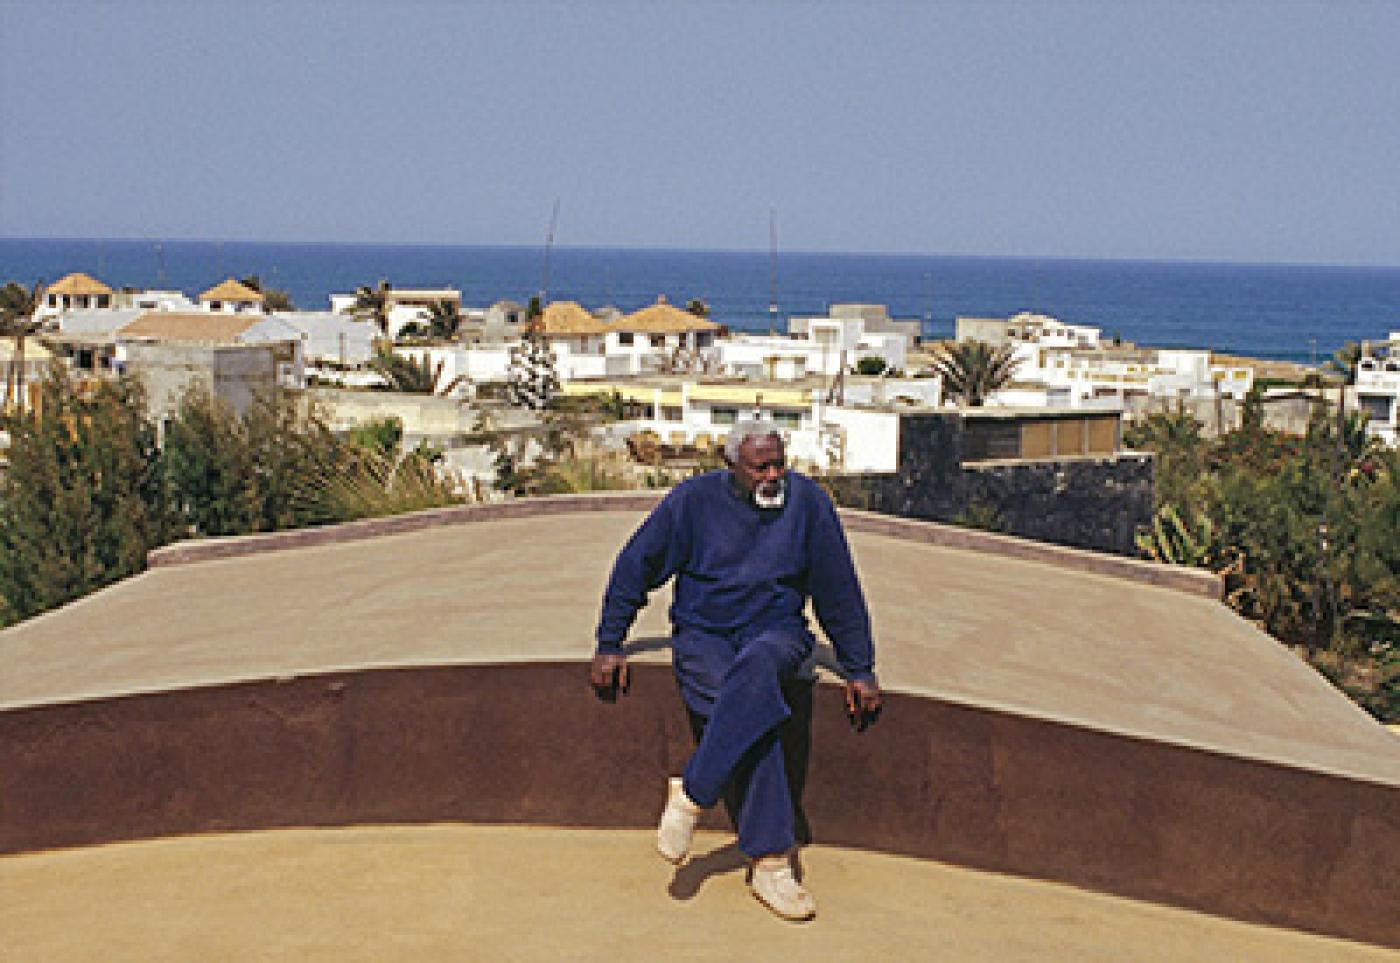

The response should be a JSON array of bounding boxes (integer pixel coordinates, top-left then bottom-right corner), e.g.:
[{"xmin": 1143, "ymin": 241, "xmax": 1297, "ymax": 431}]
[
  {"xmin": 560, "ymin": 374, "xmax": 940, "ymax": 473},
  {"xmin": 956, "ymin": 312, "xmax": 1253, "ymax": 408},
  {"xmin": 720, "ymin": 309, "xmax": 909, "ymax": 381},
  {"xmin": 37, "ymin": 272, "xmax": 113, "ymax": 322},
  {"xmin": 254, "ymin": 312, "xmax": 376, "ymax": 367},
  {"xmin": 113, "ymin": 289, "xmax": 198, "ymax": 313},
  {"xmin": 790, "ymin": 303, "xmax": 921, "ymax": 344},
  {"xmin": 957, "ymin": 312, "xmax": 1101, "ymax": 350},
  {"xmin": 329, "ymin": 287, "xmax": 462, "ymax": 340},
  {"xmin": 1355, "ymin": 331, "xmax": 1400, "ymax": 446},
  {"xmin": 532, "ymin": 297, "xmax": 721, "ymax": 378}
]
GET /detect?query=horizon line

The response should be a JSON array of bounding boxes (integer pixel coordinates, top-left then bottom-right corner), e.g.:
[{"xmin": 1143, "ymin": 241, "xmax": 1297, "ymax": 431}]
[{"xmin": 3, "ymin": 233, "xmax": 1398, "ymax": 275}]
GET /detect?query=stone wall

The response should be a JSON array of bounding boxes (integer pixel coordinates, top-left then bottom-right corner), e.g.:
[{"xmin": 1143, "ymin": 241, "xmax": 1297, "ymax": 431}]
[{"xmin": 824, "ymin": 412, "xmax": 1154, "ymax": 556}]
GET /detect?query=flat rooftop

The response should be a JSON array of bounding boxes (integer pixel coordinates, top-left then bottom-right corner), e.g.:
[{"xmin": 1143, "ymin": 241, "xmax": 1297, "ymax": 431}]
[
  {"xmin": 2, "ymin": 826, "xmax": 1390, "ymax": 961},
  {"xmin": 2, "ymin": 507, "xmax": 1395, "ymax": 788}
]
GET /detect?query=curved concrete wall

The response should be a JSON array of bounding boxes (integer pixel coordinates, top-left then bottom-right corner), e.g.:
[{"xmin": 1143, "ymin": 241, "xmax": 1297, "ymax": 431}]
[{"xmin": 3, "ymin": 661, "xmax": 1396, "ymax": 947}]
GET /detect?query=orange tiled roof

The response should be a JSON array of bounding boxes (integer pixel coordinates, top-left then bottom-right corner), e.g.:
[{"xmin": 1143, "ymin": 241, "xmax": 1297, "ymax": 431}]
[
  {"xmin": 198, "ymin": 279, "xmax": 264, "ymax": 303},
  {"xmin": 538, "ymin": 301, "xmax": 609, "ymax": 335},
  {"xmin": 613, "ymin": 296, "xmax": 719, "ymax": 334},
  {"xmin": 45, "ymin": 272, "xmax": 113, "ymax": 297}
]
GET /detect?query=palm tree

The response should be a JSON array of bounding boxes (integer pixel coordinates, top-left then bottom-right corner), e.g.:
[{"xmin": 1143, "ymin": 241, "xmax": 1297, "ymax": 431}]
[
  {"xmin": 369, "ymin": 347, "xmax": 466, "ymax": 397},
  {"xmin": 930, "ymin": 339, "xmax": 1021, "ymax": 407},
  {"xmin": 1325, "ymin": 341, "xmax": 1362, "ymax": 385},
  {"xmin": 354, "ymin": 280, "xmax": 393, "ymax": 337},
  {"xmin": 240, "ymin": 274, "xmax": 295, "ymax": 312},
  {"xmin": 0, "ymin": 280, "xmax": 42, "ymax": 410},
  {"xmin": 425, "ymin": 299, "xmax": 461, "ymax": 341}
]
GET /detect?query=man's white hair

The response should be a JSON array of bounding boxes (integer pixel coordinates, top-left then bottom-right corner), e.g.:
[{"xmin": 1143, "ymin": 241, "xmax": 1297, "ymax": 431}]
[{"xmin": 724, "ymin": 420, "xmax": 783, "ymax": 462}]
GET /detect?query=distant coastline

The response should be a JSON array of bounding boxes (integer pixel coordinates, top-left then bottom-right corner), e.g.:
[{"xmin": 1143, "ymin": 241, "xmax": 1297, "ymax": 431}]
[{"xmin": 4, "ymin": 236, "xmax": 1399, "ymax": 364}]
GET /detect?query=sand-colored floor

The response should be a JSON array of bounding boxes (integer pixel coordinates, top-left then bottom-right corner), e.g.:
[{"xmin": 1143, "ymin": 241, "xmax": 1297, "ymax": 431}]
[{"xmin": 2, "ymin": 825, "xmax": 1391, "ymax": 962}]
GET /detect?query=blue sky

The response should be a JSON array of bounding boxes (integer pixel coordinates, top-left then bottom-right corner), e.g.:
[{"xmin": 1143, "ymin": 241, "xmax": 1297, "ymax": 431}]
[{"xmin": 2, "ymin": 0, "xmax": 1398, "ymax": 265}]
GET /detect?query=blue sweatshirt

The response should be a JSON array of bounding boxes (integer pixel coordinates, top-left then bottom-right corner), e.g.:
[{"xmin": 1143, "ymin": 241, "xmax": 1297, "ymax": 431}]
[{"xmin": 595, "ymin": 470, "xmax": 875, "ymax": 681}]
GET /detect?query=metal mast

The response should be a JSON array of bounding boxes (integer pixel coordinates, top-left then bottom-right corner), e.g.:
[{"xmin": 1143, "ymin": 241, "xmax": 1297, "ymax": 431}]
[
  {"xmin": 768, "ymin": 208, "xmax": 778, "ymax": 335},
  {"xmin": 540, "ymin": 198, "xmax": 561, "ymax": 304}
]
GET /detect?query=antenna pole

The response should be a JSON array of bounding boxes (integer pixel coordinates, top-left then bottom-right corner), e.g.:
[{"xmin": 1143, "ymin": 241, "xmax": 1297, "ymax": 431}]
[
  {"xmin": 768, "ymin": 208, "xmax": 778, "ymax": 335},
  {"xmin": 540, "ymin": 198, "xmax": 561, "ymax": 303}
]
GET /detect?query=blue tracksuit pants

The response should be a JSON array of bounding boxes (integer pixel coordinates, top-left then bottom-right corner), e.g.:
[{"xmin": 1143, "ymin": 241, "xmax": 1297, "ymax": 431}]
[{"xmin": 671, "ymin": 625, "xmax": 813, "ymax": 858}]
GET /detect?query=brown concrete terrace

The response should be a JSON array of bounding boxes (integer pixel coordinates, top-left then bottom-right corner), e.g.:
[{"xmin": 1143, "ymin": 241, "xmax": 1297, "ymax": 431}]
[{"xmin": 3, "ymin": 496, "xmax": 1398, "ymax": 948}]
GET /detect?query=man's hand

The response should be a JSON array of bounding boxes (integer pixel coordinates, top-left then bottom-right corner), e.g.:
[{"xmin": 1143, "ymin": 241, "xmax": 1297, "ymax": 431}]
[
  {"xmin": 590, "ymin": 653, "xmax": 630, "ymax": 703},
  {"xmin": 844, "ymin": 677, "xmax": 882, "ymax": 732}
]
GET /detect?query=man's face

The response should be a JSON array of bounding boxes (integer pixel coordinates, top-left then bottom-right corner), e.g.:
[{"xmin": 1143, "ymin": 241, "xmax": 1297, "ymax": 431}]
[{"xmin": 728, "ymin": 433, "xmax": 786, "ymax": 508}]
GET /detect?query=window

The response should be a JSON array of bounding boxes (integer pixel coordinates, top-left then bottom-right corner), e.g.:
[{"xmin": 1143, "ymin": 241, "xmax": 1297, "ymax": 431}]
[
  {"xmin": 650, "ymin": 334, "xmax": 666, "ymax": 348},
  {"xmin": 712, "ymin": 406, "xmax": 738, "ymax": 425},
  {"xmin": 661, "ymin": 406, "xmax": 683, "ymax": 422},
  {"xmin": 617, "ymin": 332, "xmax": 634, "ymax": 346},
  {"xmin": 1359, "ymin": 395, "xmax": 1392, "ymax": 423},
  {"xmin": 772, "ymin": 411, "xmax": 801, "ymax": 429},
  {"xmin": 209, "ymin": 301, "xmax": 222, "ymax": 311},
  {"xmin": 696, "ymin": 332, "xmax": 713, "ymax": 348}
]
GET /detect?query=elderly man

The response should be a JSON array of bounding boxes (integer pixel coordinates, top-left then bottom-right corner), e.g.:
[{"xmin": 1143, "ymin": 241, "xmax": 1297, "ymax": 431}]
[{"xmin": 590, "ymin": 420, "xmax": 882, "ymax": 921}]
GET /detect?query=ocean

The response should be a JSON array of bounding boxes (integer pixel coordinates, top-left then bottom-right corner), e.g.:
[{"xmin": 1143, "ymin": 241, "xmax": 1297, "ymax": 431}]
[{"xmin": 3, "ymin": 237, "xmax": 1398, "ymax": 364}]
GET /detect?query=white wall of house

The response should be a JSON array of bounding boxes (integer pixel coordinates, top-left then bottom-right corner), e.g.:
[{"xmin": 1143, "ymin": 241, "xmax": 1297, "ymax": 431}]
[
  {"xmin": 38, "ymin": 292, "xmax": 111, "ymax": 321},
  {"xmin": 201, "ymin": 298, "xmax": 262, "ymax": 314},
  {"xmin": 821, "ymin": 406, "xmax": 901, "ymax": 472},
  {"xmin": 841, "ymin": 376, "xmax": 942, "ymax": 407},
  {"xmin": 1016, "ymin": 345, "xmax": 1254, "ymax": 404},
  {"xmin": 113, "ymin": 289, "xmax": 197, "ymax": 312},
  {"xmin": 988, "ymin": 386, "xmax": 1124, "ymax": 410},
  {"xmin": 1355, "ymin": 332, "xmax": 1400, "ymax": 446},
  {"xmin": 718, "ymin": 321, "xmax": 904, "ymax": 379},
  {"xmin": 597, "ymin": 380, "xmax": 908, "ymax": 472},
  {"xmin": 247, "ymin": 312, "xmax": 375, "ymax": 367},
  {"xmin": 718, "ymin": 337, "xmax": 813, "ymax": 379},
  {"xmin": 598, "ymin": 329, "xmax": 717, "ymax": 374},
  {"xmin": 463, "ymin": 345, "xmax": 513, "ymax": 381},
  {"xmin": 395, "ymin": 342, "xmax": 627, "ymax": 387}
]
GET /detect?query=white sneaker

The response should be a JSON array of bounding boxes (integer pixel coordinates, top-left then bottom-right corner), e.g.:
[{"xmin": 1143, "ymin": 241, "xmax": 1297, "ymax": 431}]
[
  {"xmin": 749, "ymin": 855, "xmax": 816, "ymax": 921},
  {"xmin": 656, "ymin": 776, "xmax": 701, "ymax": 864}
]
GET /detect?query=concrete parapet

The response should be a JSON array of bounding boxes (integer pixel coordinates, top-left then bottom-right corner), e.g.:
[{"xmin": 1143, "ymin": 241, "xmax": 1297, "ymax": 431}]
[
  {"xmin": 2, "ymin": 662, "xmax": 1396, "ymax": 947},
  {"xmin": 148, "ymin": 491, "xmax": 1219, "ymax": 599}
]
